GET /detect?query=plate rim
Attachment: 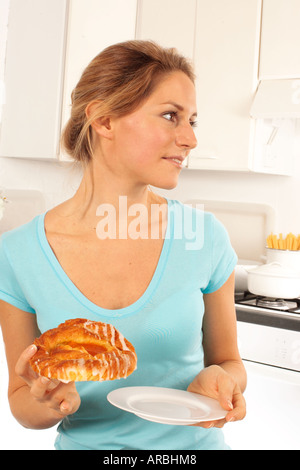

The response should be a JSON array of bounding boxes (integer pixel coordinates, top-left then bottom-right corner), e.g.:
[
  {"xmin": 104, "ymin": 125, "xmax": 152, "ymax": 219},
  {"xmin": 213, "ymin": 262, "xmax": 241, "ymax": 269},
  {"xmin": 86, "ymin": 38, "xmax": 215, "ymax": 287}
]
[{"xmin": 107, "ymin": 386, "xmax": 227, "ymax": 424}]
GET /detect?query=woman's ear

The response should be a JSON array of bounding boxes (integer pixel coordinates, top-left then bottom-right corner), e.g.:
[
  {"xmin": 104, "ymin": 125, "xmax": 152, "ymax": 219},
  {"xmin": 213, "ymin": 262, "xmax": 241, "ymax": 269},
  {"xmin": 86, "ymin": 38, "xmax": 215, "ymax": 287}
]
[{"xmin": 85, "ymin": 101, "xmax": 113, "ymax": 140}]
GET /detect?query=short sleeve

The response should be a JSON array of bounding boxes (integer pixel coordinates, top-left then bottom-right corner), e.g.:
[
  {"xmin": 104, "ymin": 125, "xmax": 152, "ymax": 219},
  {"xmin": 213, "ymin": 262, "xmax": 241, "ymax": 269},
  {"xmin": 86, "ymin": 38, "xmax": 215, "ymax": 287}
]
[
  {"xmin": 0, "ymin": 235, "xmax": 35, "ymax": 313},
  {"xmin": 202, "ymin": 215, "xmax": 237, "ymax": 294}
]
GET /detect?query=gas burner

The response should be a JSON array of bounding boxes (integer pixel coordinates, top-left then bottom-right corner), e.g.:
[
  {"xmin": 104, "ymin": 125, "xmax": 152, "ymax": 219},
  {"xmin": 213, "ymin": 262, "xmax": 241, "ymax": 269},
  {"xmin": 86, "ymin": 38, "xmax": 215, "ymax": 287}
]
[
  {"xmin": 256, "ymin": 297, "xmax": 295, "ymax": 310},
  {"xmin": 235, "ymin": 292, "xmax": 300, "ymax": 312}
]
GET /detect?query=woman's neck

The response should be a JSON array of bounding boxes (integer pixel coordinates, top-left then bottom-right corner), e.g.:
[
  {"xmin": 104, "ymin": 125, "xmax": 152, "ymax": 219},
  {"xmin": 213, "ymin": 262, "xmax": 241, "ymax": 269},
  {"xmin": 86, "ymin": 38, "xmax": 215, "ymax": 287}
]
[
  {"xmin": 57, "ymin": 160, "xmax": 167, "ymax": 238},
  {"xmin": 75, "ymin": 163, "xmax": 155, "ymax": 212}
]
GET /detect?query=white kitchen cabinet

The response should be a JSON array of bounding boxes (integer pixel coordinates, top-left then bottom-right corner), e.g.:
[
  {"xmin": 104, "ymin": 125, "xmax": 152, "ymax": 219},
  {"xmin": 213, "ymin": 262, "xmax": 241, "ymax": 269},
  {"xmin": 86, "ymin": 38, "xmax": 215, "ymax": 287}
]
[
  {"xmin": 189, "ymin": 0, "xmax": 262, "ymax": 171},
  {"xmin": 0, "ymin": 0, "xmax": 68, "ymax": 160},
  {"xmin": 60, "ymin": 0, "xmax": 137, "ymax": 160},
  {"xmin": 136, "ymin": 0, "xmax": 197, "ymax": 60},
  {"xmin": 259, "ymin": 0, "xmax": 300, "ymax": 80},
  {"xmin": 0, "ymin": 0, "xmax": 137, "ymax": 161}
]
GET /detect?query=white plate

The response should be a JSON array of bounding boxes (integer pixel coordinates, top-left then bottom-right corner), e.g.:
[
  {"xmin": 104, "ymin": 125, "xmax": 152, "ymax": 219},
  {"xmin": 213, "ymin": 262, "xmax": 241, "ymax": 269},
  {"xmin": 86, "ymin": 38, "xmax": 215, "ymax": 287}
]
[{"xmin": 107, "ymin": 386, "xmax": 227, "ymax": 425}]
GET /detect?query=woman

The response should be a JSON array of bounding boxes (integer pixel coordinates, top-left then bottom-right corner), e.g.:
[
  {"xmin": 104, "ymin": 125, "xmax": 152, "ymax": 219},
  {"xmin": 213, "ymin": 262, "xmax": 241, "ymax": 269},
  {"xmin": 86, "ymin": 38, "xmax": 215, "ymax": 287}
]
[{"xmin": 0, "ymin": 40, "xmax": 246, "ymax": 450}]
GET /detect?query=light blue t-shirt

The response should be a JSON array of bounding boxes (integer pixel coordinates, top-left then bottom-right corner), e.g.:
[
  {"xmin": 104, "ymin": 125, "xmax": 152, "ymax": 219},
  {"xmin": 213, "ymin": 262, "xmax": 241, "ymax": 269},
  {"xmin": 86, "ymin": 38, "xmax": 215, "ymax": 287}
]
[{"xmin": 0, "ymin": 199, "xmax": 237, "ymax": 450}]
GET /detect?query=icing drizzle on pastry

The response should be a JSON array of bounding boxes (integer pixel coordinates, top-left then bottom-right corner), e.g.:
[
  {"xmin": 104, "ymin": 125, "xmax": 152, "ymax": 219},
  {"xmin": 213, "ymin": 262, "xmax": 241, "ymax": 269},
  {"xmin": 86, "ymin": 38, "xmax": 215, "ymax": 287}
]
[{"xmin": 29, "ymin": 318, "xmax": 137, "ymax": 383}]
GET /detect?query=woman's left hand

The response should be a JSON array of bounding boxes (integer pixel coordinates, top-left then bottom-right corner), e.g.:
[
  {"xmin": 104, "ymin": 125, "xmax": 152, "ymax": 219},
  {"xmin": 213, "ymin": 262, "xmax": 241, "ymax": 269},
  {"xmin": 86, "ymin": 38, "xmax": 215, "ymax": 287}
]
[{"xmin": 187, "ymin": 365, "xmax": 246, "ymax": 428}]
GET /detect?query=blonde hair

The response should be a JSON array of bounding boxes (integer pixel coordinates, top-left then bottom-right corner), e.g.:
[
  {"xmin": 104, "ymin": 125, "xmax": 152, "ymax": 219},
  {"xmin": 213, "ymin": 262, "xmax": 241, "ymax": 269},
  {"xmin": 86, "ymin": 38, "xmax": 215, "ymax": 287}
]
[{"xmin": 61, "ymin": 40, "xmax": 195, "ymax": 163}]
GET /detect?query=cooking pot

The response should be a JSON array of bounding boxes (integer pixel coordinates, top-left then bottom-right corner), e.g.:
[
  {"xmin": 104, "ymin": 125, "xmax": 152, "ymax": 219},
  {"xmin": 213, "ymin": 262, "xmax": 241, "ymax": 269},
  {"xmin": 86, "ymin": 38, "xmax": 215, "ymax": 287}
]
[
  {"xmin": 266, "ymin": 248, "xmax": 300, "ymax": 273},
  {"xmin": 247, "ymin": 262, "xmax": 300, "ymax": 299}
]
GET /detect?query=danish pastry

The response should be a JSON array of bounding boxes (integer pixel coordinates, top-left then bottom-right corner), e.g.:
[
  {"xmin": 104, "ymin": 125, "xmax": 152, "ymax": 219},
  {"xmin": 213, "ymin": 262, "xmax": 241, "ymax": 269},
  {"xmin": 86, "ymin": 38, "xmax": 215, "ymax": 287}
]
[{"xmin": 30, "ymin": 318, "xmax": 137, "ymax": 382}]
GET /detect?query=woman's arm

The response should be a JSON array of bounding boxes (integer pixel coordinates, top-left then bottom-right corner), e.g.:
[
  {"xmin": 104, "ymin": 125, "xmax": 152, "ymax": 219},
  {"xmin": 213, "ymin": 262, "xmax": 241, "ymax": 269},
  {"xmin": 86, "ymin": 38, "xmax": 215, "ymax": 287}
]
[
  {"xmin": 202, "ymin": 271, "xmax": 247, "ymax": 391},
  {"xmin": 188, "ymin": 272, "xmax": 247, "ymax": 427},
  {"xmin": 0, "ymin": 301, "xmax": 80, "ymax": 429}
]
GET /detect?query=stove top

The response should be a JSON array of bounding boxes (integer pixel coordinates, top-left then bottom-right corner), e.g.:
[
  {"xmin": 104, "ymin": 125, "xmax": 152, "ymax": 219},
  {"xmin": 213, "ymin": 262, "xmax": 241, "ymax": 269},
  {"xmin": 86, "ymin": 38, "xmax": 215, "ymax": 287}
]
[
  {"xmin": 235, "ymin": 292, "xmax": 300, "ymax": 331},
  {"xmin": 235, "ymin": 292, "xmax": 300, "ymax": 314}
]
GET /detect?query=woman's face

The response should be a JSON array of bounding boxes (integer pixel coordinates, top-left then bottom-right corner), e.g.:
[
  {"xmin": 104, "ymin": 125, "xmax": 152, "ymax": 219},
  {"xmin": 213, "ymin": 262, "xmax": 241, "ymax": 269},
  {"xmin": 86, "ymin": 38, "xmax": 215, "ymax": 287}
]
[{"xmin": 102, "ymin": 71, "xmax": 197, "ymax": 190}]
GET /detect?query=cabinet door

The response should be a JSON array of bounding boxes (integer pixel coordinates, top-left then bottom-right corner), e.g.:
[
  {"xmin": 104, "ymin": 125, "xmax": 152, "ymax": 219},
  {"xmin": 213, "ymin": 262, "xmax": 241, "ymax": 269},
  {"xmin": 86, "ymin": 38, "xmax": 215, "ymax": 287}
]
[
  {"xmin": 60, "ymin": 0, "xmax": 137, "ymax": 160},
  {"xmin": 0, "ymin": 0, "xmax": 67, "ymax": 159},
  {"xmin": 259, "ymin": 0, "xmax": 300, "ymax": 79},
  {"xmin": 136, "ymin": 0, "xmax": 197, "ymax": 59},
  {"xmin": 189, "ymin": 0, "xmax": 262, "ymax": 171}
]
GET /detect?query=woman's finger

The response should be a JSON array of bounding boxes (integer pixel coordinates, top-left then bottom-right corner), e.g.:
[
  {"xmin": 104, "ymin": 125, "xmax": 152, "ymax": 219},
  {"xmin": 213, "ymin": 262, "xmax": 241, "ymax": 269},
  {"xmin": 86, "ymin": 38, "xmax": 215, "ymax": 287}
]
[
  {"xmin": 52, "ymin": 384, "xmax": 81, "ymax": 415},
  {"xmin": 225, "ymin": 389, "xmax": 246, "ymax": 423},
  {"xmin": 215, "ymin": 372, "xmax": 235, "ymax": 412},
  {"xmin": 59, "ymin": 392, "xmax": 81, "ymax": 415},
  {"xmin": 15, "ymin": 344, "xmax": 38, "ymax": 383},
  {"xmin": 30, "ymin": 375, "xmax": 60, "ymax": 401}
]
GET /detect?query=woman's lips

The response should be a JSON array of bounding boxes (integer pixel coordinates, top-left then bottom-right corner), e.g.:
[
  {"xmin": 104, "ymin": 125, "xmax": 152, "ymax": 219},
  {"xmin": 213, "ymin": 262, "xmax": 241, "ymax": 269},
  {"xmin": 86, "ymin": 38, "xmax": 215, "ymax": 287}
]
[{"xmin": 162, "ymin": 156, "xmax": 185, "ymax": 168}]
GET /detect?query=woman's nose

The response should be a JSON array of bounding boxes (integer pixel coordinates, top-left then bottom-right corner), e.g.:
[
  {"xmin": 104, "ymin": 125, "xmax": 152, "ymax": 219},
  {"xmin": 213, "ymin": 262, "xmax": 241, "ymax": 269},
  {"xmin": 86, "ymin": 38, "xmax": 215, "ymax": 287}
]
[{"xmin": 175, "ymin": 123, "xmax": 197, "ymax": 150}]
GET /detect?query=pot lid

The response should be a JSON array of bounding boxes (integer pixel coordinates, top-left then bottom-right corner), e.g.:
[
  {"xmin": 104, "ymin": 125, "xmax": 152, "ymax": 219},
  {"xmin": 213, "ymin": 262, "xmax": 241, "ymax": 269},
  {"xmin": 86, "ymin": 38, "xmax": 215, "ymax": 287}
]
[{"xmin": 248, "ymin": 262, "xmax": 300, "ymax": 279}]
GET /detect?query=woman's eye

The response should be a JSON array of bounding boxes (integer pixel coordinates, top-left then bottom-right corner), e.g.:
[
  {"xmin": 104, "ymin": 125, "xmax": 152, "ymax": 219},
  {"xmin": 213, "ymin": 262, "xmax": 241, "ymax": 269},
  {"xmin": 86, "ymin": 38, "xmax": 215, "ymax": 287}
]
[
  {"xmin": 163, "ymin": 111, "xmax": 177, "ymax": 122},
  {"xmin": 163, "ymin": 112, "xmax": 197, "ymax": 128}
]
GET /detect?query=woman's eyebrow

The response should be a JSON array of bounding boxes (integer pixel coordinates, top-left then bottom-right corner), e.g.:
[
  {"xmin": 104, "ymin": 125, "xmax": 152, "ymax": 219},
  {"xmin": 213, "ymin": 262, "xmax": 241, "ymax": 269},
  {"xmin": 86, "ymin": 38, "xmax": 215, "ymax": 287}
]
[{"xmin": 161, "ymin": 101, "xmax": 197, "ymax": 117}]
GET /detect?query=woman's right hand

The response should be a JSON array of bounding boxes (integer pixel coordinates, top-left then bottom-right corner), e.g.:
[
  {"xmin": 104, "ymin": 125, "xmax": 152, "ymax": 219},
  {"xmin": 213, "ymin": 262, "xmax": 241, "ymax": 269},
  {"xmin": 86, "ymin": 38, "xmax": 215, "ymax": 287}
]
[{"xmin": 15, "ymin": 344, "xmax": 81, "ymax": 417}]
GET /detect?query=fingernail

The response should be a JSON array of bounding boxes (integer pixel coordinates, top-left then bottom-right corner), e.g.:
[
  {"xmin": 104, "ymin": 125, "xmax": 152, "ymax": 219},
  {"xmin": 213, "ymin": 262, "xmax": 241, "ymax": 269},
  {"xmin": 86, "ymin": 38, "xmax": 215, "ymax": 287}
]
[
  {"xmin": 60, "ymin": 402, "xmax": 69, "ymax": 412},
  {"xmin": 28, "ymin": 344, "xmax": 37, "ymax": 353},
  {"xmin": 227, "ymin": 400, "xmax": 233, "ymax": 410}
]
